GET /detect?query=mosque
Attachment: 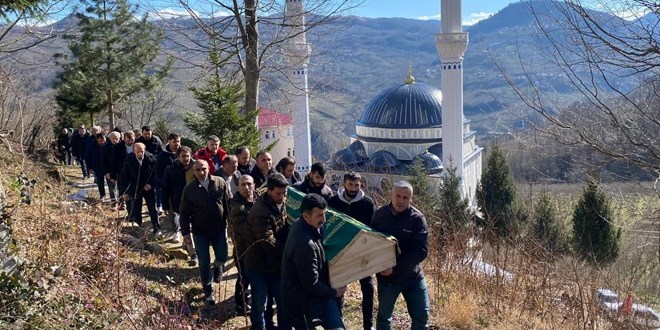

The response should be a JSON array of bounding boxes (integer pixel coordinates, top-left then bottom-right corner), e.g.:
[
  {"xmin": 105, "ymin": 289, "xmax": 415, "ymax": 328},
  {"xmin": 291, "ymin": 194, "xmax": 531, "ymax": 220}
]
[{"xmin": 268, "ymin": 0, "xmax": 483, "ymax": 202}]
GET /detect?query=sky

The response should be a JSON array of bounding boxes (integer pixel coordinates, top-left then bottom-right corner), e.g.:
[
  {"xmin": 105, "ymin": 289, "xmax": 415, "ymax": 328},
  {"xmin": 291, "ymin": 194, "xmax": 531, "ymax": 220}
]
[{"xmin": 348, "ymin": 0, "xmax": 519, "ymax": 25}]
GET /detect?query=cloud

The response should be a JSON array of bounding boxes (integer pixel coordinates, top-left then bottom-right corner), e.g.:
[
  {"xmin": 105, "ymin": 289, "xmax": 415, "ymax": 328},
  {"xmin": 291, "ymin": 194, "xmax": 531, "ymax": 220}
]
[
  {"xmin": 463, "ymin": 12, "xmax": 493, "ymax": 26},
  {"xmin": 418, "ymin": 13, "xmax": 441, "ymax": 21}
]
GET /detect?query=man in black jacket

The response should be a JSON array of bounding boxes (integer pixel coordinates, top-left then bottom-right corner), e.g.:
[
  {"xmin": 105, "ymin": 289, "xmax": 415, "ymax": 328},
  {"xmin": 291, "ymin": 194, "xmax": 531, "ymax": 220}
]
[
  {"xmin": 281, "ymin": 193, "xmax": 346, "ymax": 330},
  {"xmin": 275, "ymin": 156, "xmax": 302, "ymax": 186},
  {"xmin": 293, "ymin": 162, "xmax": 334, "ymax": 201},
  {"xmin": 119, "ymin": 143, "xmax": 161, "ymax": 236},
  {"xmin": 179, "ymin": 160, "xmax": 231, "ymax": 306},
  {"xmin": 156, "ymin": 132, "xmax": 181, "ymax": 214},
  {"xmin": 161, "ymin": 146, "xmax": 195, "ymax": 245},
  {"xmin": 135, "ymin": 125, "xmax": 163, "ymax": 156},
  {"xmin": 327, "ymin": 172, "xmax": 376, "ymax": 330},
  {"xmin": 70, "ymin": 124, "xmax": 91, "ymax": 178},
  {"xmin": 56, "ymin": 128, "xmax": 71, "ymax": 165},
  {"xmin": 236, "ymin": 146, "xmax": 256, "ymax": 176},
  {"xmin": 229, "ymin": 174, "xmax": 255, "ymax": 315},
  {"xmin": 371, "ymin": 180, "xmax": 429, "ymax": 330},
  {"xmin": 250, "ymin": 150, "xmax": 276, "ymax": 189}
]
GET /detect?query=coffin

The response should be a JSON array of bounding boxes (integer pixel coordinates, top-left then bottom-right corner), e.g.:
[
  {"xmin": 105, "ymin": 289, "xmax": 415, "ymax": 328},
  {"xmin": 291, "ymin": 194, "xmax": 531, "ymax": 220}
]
[{"xmin": 286, "ymin": 187, "xmax": 397, "ymax": 288}]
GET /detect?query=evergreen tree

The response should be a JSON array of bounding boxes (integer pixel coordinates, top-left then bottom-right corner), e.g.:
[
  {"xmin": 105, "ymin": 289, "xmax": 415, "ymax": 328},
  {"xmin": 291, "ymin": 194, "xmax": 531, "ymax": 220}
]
[
  {"xmin": 438, "ymin": 165, "xmax": 471, "ymax": 239},
  {"xmin": 407, "ymin": 158, "xmax": 438, "ymax": 214},
  {"xmin": 53, "ymin": 0, "xmax": 169, "ymax": 128},
  {"xmin": 477, "ymin": 144, "xmax": 520, "ymax": 242},
  {"xmin": 184, "ymin": 75, "xmax": 261, "ymax": 154},
  {"xmin": 572, "ymin": 177, "xmax": 621, "ymax": 266},
  {"xmin": 532, "ymin": 194, "xmax": 566, "ymax": 259}
]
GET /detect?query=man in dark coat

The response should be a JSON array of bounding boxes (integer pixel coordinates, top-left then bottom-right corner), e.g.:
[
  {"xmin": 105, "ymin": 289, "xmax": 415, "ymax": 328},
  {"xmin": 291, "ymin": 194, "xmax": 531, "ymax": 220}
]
[
  {"xmin": 161, "ymin": 146, "xmax": 195, "ymax": 245},
  {"xmin": 105, "ymin": 131, "xmax": 122, "ymax": 209},
  {"xmin": 229, "ymin": 174, "xmax": 255, "ymax": 315},
  {"xmin": 245, "ymin": 173, "xmax": 290, "ymax": 330},
  {"xmin": 293, "ymin": 162, "xmax": 334, "ymax": 201},
  {"xmin": 371, "ymin": 180, "xmax": 430, "ymax": 330},
  {"xmin": 135, "ymin": 125, "xmax": 163, "ymax": 156},
  {"xmin": 250, "ymin": 150, "xmax": 277, "ymax": 189},
  {"xmin": 179, "ymin": 160, "xmax": 231, "ymax": 306},
  {"xmin": 327, "ymin": 171, "xmax": 376, "ymax": 330},
  {"xmin": 111, "ymin": 131, "xmax": 135, "ymax": 205},
  {"xmin": 119, "ymin": 142, "xmax": 160, "ymax": 235},
  {"xmin": 86, "ymin": 134, "xmax": 110, "ymax": 201},
  {"xmin": 70, "ymin": 124, "xmax": 91, "ymax": 178},
  {"xmin": 281, "ymin": 193, "xmax": 346, "ymax": 330},
  {"xmin": 56, "ymin": 128, "xmax": 71, "ymax": 165},
  {"xmin": 275, "ymin": 156, "xmax": 302, "ymax": 186},
  {"xmin": 156, "ymin": 132, "xmax": 181, "ymax": 214},
  {"xmin": 236, "ymin": 146, "xmax": 256, "ymax": 176}
]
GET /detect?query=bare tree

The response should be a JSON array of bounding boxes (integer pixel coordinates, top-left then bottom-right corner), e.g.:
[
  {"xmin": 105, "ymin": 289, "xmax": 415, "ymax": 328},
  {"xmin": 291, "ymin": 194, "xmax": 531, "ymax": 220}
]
[
  {"xmin": 500, "ymin": 0, "xmax": 659, "ymax": 181},
  {"xmin": 146, "ymin": 0, "xmax": 362, "ymax": 115},
  {"xmin": 117, "ymin": 84, "xmax": 180, "ymax": 130}
]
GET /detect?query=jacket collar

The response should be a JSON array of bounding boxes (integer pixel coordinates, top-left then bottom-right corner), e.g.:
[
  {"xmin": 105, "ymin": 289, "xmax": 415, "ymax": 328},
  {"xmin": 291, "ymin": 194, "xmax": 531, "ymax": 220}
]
[
  {"xmin": 337, "ymin": 187, "xmax": 365, "ymax": 204},
  {"xmin": 299, "ymin": 217, "xmax": 322, "ymax": 239}
]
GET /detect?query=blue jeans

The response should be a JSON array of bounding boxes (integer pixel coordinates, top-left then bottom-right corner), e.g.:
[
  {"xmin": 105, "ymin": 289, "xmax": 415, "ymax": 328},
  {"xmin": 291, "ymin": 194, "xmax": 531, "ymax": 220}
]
[
  {"xmin": 245, "ymin": 267, "xmax": 288, "ymax": 330},
  {"xmin": 376, "ymin": 277, "xmax": 430, "ymax": 330},
  {"xmin": 192, "ymin": 232, "xmax": 228, "ymax": 296}
]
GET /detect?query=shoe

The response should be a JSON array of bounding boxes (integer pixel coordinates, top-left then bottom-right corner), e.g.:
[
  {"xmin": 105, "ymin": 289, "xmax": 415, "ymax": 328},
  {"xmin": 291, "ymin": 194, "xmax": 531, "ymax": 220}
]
[
  {"xmin": 153, "ymin": 229, "xmax": 163, "ymax": 239},
  {"xmin": 188, "ymin": 256, "xmax": 198, "ymax": 267},
  {"xmin": 204, "ymin": 294, "xmax": 216, "ymax": 306},
  {"xmin": 213, "ymin": 265, "xmax": 222, "ymax": 283},
  {"xmin": 109, "ymin": 202, "xmax": 119, "ymax": 211},
  {"xmin": 157, "ymin": 207, "xmax": 164, "ymax": 215},
  {"xmin": 119, "ymin": 203, "xmax": 126, "ymax": 211},
  {"xmin": 169, "ymin": 233, "xmax": 181, "ymax": 244}
]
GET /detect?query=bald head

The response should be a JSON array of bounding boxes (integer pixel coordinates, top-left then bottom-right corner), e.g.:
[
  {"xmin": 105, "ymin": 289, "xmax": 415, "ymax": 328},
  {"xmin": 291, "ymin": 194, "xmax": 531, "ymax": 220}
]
[{"xmin": 193, "ymin": 160, "xmax": 209, "ymax": 181}]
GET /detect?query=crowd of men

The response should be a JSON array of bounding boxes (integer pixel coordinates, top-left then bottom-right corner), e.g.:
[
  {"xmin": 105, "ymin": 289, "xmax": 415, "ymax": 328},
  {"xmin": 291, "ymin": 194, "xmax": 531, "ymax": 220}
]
[{"xmin": 55, "ymin": 124, "xmax": 431, "ymax": 330}]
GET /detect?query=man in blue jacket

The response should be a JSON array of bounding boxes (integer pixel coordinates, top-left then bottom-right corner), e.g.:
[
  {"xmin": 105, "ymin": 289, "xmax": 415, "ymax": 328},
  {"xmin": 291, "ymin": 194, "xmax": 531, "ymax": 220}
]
[{"xmin": 371, "ymin": 180, "xmax": 429, "ymax": 330}]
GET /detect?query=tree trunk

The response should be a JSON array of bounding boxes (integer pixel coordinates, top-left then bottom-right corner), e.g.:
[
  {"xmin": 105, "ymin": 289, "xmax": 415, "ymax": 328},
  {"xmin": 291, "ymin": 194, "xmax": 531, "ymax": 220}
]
[
  {"xmin": 243, "ymin": 0, "xmax": 260, "ymax": 115},
  {"xmin": 108, "ymin": 89, "xmax": 114, "ymax": 128}
]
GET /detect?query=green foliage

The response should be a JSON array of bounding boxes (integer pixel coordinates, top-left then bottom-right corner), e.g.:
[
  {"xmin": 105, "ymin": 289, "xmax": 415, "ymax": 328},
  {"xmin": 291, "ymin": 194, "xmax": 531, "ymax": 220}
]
[
  {"xmin": 53, "ymin": 0, "xmax": 170, "ymax": 127},
  {"xmin": 407, "ymin": 158, "xmax": 438, "ymax": 213},
  {"xmin": 0, "ymin": 0, "xmax": 46, "ymax": 18},
  {"xmin": 438, "ymin": 165, "xmax": 471, "ymax": 239},
  {"xmin": 531, "ymin": 194, "xmax": 567, "ymax": 259},
  {"xmin": 572, "ymin": 177, "xmax": 621, "ymax": 266},
  {"xmin": 184, "ymin": 78, "xmax": 261, "ymax": 154},
  {"xmin": 477, "ymin": 144, "xmax": 521, "ymax": 242}
]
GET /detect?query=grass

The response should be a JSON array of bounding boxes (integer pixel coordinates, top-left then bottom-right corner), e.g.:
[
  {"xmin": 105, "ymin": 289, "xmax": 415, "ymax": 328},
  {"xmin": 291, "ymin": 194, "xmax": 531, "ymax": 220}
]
[{"xmin": 1, "ymin": 150, "xmax": 658, "ymax": 329}]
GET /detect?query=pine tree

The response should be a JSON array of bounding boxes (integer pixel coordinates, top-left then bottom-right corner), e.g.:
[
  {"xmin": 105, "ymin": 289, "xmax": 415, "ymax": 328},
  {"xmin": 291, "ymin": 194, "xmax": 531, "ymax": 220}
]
[
  {"xmin": 184, "ymin": 74, "xmax": 261, "ymax": 154},
  {"xmin": 53, "ymin": 0, "xmax": 169, "ymax": 128},
  {"xmin": 407, "ymin": 158, "xmax": 438, "ymax": 214},
  {"xmin": 438, "ymin": 165, "xmax": 471, "ymax": 240},
  {"xmin": 477, "ymin": 144, "xmax": 520, "ymax": 242},
  {"xmin": 532, "ymin": 194, "xmax": 566, "ymax": 259},
  {"xmin": 572, "ymin": 177, "xmax": 621, "ymax": 266}
]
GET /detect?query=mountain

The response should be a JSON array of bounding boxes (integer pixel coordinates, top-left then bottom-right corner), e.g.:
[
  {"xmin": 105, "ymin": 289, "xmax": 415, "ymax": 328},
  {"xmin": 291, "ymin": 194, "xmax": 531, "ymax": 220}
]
[{"xmin": 0, "ymin": 0, "xmax": 644, "ymax": 158}]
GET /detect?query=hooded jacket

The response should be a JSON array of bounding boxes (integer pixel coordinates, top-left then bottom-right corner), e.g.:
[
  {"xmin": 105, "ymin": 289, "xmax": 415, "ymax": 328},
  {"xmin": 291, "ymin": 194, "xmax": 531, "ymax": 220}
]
[{"xmin": 327, "ymin": 188, "xmax": 375, "ymax": 226}]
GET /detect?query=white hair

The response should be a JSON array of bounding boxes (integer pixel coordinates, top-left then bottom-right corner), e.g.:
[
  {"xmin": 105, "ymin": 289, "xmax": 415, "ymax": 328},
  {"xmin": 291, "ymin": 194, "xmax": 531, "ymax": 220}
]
[
  {"xmin": 392, "ymin": 180, "xmax": 413, "ymax": 193},
  {"xmin": 109, "ymin": 131, "xmax": 121, "ymax": 139}
]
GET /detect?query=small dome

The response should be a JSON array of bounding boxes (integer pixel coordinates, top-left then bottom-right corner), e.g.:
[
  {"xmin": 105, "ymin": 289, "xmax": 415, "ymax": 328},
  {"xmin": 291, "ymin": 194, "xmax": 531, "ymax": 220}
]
[
  {"xmin": 331, "ymin": 148, "xmax": 362, "ymax": 167},
  {"xmin": 412, "ymin": 151, "xmax": 443, "ymax": 174},
  {"xmin": 428, "ymin": 143, "xmax": 443, "ymax": 159},
  {"xmin": 347, "ymin": 140, "xmax": 368, "ymax": 161},
  {"xmin": 368, "ymin": 150, "xmax": 400, "ymax": 170},
  {"xmin": 356, "ymin": 82, "xmax": 442, "ymax": 129}
]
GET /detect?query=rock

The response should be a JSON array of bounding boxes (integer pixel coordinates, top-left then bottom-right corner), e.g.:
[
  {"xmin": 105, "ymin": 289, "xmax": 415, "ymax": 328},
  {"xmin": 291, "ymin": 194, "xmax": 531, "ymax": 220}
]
[
  {"xmin": 145, "ymin": 242, "xmax": 165, "ymax": 254},
  {"xmin": 166, "ymin": 247, "xmax": 190, "ymax": 261},
  {"xmin": 118, "ymin": 234, "xmax": 145, "ymax": 250}
]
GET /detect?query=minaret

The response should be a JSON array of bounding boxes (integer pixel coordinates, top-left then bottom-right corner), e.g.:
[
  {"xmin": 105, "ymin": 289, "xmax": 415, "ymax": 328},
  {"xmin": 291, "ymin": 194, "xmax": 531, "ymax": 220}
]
[
  {"xmin": 285, "ymin": 0, "xmax": 312, "ymax": 173},
  {"xmin": 436, "ymin": 0, "xmax": 468, "ymax": 185}
]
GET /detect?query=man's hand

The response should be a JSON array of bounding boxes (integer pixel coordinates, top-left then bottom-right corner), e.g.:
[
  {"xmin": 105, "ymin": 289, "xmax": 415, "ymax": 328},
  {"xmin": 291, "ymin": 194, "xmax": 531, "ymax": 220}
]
[
  {"xmin": 183, "ymin": 234, "xmax": 192, "ymax": 245},
  {"xmin": 379, "ymin": 268, "xmax": 393, "ymax": 276},
  {"xmin": 144, "ymin": 184, "xmax": 152, "ymax": 191},
  {"xmin": 335, "ymin": 286, "xmax": 347, "ymax": 297},
  {"xmin": 122, "ymin": 194, "xmax": 130, "ymax": 201}
]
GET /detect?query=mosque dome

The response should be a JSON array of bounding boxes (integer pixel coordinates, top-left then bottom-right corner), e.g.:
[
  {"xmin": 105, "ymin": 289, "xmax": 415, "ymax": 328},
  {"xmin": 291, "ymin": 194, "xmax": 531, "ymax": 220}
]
[
  {"xmin": 412, "ymin": 151, "xmax": 443, "ymax": 175},
  {"xmin": 355, "ymin": 80, "xmax": 443, "ymax": 129},
  {"xmin": 368, "ymin": 150, "xmax": 400, "ymax": 171}
]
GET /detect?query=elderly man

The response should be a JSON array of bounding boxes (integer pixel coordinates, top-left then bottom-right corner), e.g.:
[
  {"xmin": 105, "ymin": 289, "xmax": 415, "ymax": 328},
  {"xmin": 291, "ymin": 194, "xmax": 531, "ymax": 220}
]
[
  {"xmin": 236, "ymin": 146, "xmax": 256, "ymax": 176},
  {"xmin": 328, "ymin": 172, "xmax": 376, "ymax": 330},
  {"xmin": 371, "ymin": 181, "xmax": 429, "ymax": 330},
  {"xmin": 275, "ymin": 157, "xmax": 302, "ymax": 186},
  {"xmin": 179, "ymin": 161, "xmax": 231, "ymax": 306},
  {"xmin": 195, "ymin": 135, "xmax": 227, "ymax": 175},
  {"xmin": 229, "ymin": 175, "xmax": 255, "ymax": 315},
  {"xmin": 293, "ymin": 162, "xmax": 334, "ymax": 201},
  {"xmin": 245, "ymin": 173, "xmax": 290, "ymax": 330},
  {"xmin": 281, "ymin": 193, "xmax": 347, "ymax": 330},
  {"xmin": 119, "ymin": 143, "xmax": 161, "ymax": 236},
  {"xmin": 250, "ymin": 150, "xmax": 277, "ymax": 189},
  {"xmin": 214, "ymin": 154, "xmax": 240, "ymax": 196}
]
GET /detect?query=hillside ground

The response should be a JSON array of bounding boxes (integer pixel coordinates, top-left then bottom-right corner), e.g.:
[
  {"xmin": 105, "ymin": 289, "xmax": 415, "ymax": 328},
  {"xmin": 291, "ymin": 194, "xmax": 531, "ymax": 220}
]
[{"xmin": 1, "ymin": 150, "xmax": 658, "ymax": 329}]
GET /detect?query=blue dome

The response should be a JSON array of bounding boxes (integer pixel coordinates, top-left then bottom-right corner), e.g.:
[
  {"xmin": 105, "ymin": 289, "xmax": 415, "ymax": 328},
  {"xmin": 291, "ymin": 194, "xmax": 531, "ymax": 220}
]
[
  {"xmin": 331, "ymin": 148, "xmax": 362, "ymax": 166},
  {"xmin": 347, "ymin": 140, "xmax": 368, "ymax": 161},
  {"xmin": 368, "ymin": 150, "xmax": 400, "ymax": 169},
  {"xmin": 412, "ymin": 151, "xmax": 443, "ymax": 174},
  {"xmin": 356, "ymin": 82, "xmax": 442, "ymax": 129}
]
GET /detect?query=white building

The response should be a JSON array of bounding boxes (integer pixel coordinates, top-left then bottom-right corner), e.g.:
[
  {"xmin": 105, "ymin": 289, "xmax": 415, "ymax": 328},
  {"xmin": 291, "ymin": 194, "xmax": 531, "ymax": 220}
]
[{"xmin": 258, "ymin": 108, "xmax": 294, "ymax": 163}]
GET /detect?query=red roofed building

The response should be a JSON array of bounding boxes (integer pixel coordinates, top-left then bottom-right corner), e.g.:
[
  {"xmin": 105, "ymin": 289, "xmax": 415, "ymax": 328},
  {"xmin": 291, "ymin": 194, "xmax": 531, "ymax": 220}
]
[{"xmin": 258, "ymin": 108, "xmax": 295, "ymax": 163}]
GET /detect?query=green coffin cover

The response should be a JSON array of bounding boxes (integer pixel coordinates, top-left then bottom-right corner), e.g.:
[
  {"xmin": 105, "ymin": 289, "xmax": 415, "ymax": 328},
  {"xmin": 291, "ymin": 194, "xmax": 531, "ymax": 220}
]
[{"xmin": 286, "ymin": 187, "xmax": 393, "ymax": 261}]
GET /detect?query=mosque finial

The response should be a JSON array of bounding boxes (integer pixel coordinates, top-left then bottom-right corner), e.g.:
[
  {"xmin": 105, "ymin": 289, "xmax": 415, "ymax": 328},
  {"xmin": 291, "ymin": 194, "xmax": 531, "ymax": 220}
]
[{"xmin": 405, "ymin": 63, "xmax": 415, "ymax": 84}]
